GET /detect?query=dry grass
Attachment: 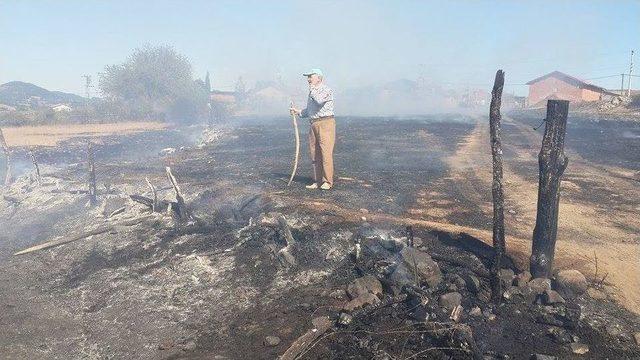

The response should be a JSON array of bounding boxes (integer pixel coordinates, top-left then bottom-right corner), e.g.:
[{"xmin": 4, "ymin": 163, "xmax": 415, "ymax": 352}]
[{"xmin": 2, "ymin": 121, "xmax": 167, "ymax": 147}]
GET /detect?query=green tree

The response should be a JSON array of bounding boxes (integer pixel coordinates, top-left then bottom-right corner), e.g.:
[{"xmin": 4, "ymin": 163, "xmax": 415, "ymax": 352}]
[{"xmin": 98, "ymin": 45, "xmax": 207, "ymax": 123}]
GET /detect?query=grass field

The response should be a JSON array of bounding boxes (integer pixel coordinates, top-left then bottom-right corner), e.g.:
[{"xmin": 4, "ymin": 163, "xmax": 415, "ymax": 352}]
[{"xmin": 2, "ymin": 121, "xmax": 167, "ymax": 147}]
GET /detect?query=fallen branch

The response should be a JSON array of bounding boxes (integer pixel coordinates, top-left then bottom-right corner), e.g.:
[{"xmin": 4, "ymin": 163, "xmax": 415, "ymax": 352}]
[
  {"xmin": 13, "ymin": 215, "xmax": 153, "ymax": 255},
  {"xmin": 280, "ymin": 316, "xmax": 333, "ymax": 360}
]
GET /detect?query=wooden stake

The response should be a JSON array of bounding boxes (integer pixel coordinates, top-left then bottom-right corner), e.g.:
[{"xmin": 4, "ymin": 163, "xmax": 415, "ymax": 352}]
[
  {"xmin": 0, "ymin": 127, "xmax": 11, "ymax": 185},
  {"xmin": 530, "ymin": 100, "xmax": 569, "ymax": 278},
  {"xmin": 87, "ymin": 142, "xmax": 97, "ymax": 206},
  {"xmin": 30, "ymin": 149, "xmax": 42, "ymax": 185},
  {"xmin": 145, "ymin": 177, "xmax": 158, "ymax": 212},
  {"xmin": 489, "ymin": 70, "xmax": 506, "ymax": 303}
]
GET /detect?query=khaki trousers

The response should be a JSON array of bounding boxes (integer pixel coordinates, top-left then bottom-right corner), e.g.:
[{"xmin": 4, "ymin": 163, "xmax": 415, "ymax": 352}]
[{"xmin": 308, "ymin": 117, "xmax": 336, "ymax": 185}]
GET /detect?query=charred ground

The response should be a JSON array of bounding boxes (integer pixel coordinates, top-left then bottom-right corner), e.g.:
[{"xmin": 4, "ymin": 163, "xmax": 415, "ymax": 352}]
[{"xmin": 0, "ymin": 114, "xmax": 639, "ymax": 359}]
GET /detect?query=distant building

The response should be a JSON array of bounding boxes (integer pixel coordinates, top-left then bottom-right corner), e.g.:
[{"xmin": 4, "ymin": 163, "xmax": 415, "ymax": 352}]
[
  {"xmin": 51, "ymin": 104, "xmax": 72, "ymax": 112},
  {"xmin": 210, "ymin": 90, "xmax": 238, "ymax": 104},
  {"xmin": 0, "ymin": 103, "xmax": 16, "ymax": 112},
  {"xmin": 526, "ymin": 71, "xmax": 619, "ymax": 107}
]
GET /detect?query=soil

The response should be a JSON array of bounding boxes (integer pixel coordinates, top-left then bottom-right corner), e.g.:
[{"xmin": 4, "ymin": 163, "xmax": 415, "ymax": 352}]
[{"xmin": 0, "ymin": 114, "xmax": 639, "ymax": 359}]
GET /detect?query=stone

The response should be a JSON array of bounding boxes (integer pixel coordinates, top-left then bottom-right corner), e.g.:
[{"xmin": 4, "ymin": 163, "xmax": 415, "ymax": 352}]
[
  {"xmin": 347, "ymin": 275, "xmax": 383, "ymax": 299},
  {"xmin": 343, "ymin": 293, "xmax": 380, "ymax": 311},
  {"xmin": 554, "ymin": 270, "xmax": 588, "ymax": 297},
  {"xmin": 451, "ymin": 274, "xmax": 467, "ymax": 289},
  {"xmin": 547, "ymin": 327, "xmax": 571, "ymax": 344},
  {"xmin": 338, "ymin": 312, "xmax": 353, "ymax": 326},
  {"xmin": 515, "ymin": 271, "xmax": 532, "ymax": 287},
  {"xmin": 329, "ymin": 289, "xmax": 347, "ymax": 300},
  {"xmin": 542, "ymin": 290, "xmax": 565, "ymax": 305},
  {"xmin": 498, "ymin": 268, "xmax": 515, "ymax": 288},
  {"xmin": 586, "ymin": 288, "xmax": 606, "ymax": 300},
  {"xmin": 462, "ymin": 274, "xmax": 481, "ymax": 294},
  {"xmin": 605, "ymin": 324, "xmax": 623, "ymax": 338},
  {"xmin": 570, "ymin": 343, "xmax": 589, "ymax": 355},
  {"xmin": 264, "ymin": 336, "xmax": 281, "ymax": 347},
  {"xmin": 438, "ymin": 292, "xmax": 462, "ymax": 310},
  {"xmin": 469, "ymin": 306, "xmax": 482, "ymax": 317},
  {"xmin": 503, "ymin": 286, "xmax": 526, "ymax": 303},
  {"xmin": 183, "ymin": 341, "xmax": 197, "ymax": 351},
  {"xmin": 527, "ymin": 278, "xmax": 552, "ymax": 295},
  {"xmin": 399, "ymin": 247, "xmax": 442, "ymax": 287}
]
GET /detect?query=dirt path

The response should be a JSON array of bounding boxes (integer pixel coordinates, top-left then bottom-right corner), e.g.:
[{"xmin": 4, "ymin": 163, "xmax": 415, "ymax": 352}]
[{"xmin": 409, "ymin": 116, "xmax": 640, "ymax": 314}]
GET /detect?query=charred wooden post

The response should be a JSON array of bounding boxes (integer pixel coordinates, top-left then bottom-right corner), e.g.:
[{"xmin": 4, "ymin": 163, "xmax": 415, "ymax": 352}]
[
  {"xmin": 87, "ymin": 142, "xmax": 97, "ymax": 206},
  {"xmin": 0, "ymin": 127, "xmax": 12, "ymax": 185},
  {"xmin": 165, "ymin": 166, "xmax": 190, "ymax": 220},
  {"xmin": 489, "ymin": 70, "xmax": 506, "ymax": 303},
  {"xmin": 145, "ymin": 177, "xmax": 158, "ymax": 212},
  {"xmin": 30, "ymin": 149, "xmax": 42, "ymax": 185},
  {"xmin": 530, "ymin": 100, "xmax": 569, "ymax": 278}
]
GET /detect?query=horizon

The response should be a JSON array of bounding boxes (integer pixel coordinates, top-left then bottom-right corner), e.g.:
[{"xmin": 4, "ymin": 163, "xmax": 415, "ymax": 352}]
[{"xmin": 1, "ymin": 0, "xmax": 638, "ymax": 97}]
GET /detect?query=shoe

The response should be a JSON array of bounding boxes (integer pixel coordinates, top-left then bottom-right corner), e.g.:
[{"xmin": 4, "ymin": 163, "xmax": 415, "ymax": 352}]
[
  {"xmin": 320, "ymin": 182, "xmax": 332, "ymax": 190},
  {"xmin": 305, "ymin": 183, "xmax": 319, "ymax": 189}
]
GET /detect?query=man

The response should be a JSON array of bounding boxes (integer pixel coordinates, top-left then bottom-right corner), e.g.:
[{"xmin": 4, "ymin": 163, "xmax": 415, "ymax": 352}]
[{"xmin": 290, "ymin": 68, "xmax": 335, "ymax": 190}]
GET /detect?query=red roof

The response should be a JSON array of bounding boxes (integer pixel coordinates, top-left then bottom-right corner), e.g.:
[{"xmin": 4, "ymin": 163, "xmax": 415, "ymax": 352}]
[{"xmin": 526, "ymin": 71, "xmax": 618, "ymax": 96}]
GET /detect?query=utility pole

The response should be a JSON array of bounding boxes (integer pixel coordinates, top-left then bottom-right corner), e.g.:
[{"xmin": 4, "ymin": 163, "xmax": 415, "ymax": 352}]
[
  {"xmin": 82, "ymin": 75, "xmax": 92, "ymax": 121},
  {"xmin": 628, "ymin": 50, "xmax": 634, "ymax": 97}
]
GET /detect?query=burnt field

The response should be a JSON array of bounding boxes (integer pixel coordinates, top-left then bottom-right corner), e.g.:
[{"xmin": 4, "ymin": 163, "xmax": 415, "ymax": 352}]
[{"xmin": 0, "ymin": 114, "xmax": 639, "ymax": 359}]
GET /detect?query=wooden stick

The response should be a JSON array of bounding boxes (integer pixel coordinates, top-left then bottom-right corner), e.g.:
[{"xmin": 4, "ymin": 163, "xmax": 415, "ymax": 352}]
[
  {"xmin": 87, "ymin": 142, "xmax": 97, "ymax": 206},
  {"xmin": 13, "ymin": 215, "xmax": 152, "ymax": 255},
  {"xmin": 530, "ymin": 100, "xmax": 569, "ymax": 278},
  {"xmin": 0, "ymin": 127, "xmax": 12, "ymax": 185},
  {"xmin": 166, "ymin": 167, "xmax": 185, "ymax": 207},
  {"xmin": 488, "ymin": 69, "xmax": 506, "ymax": 303},
  {"xmin": 30, "ymin": 149, "xmax": 42, "ymax": 185},
  {"xmin": 280, "ymin": 317, "xmax": 333, "ymax": 360},
  {"xmin": 145, "ymin": 177, "xmax": 158, "ymax": 212},
  {"xmin": 287, "ymin": 100, "xmax": 300, "ymax": 186}
]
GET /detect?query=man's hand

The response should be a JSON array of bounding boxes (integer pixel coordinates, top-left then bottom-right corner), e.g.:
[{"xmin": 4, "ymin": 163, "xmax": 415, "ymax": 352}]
[{"xmin": 289, "ymin": 107, "xmax": 301, "ymax": 116}]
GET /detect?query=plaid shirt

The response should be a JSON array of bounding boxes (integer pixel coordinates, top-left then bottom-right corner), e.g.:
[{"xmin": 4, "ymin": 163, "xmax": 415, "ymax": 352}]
[{"xmin": 300, "ymin": 83, "xmax": 334, "ymax": 119}]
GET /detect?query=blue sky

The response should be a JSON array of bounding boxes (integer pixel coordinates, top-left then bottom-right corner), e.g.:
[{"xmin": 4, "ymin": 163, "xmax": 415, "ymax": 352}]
[{"xmin": 1, "ymin": 0, "xmax": 638, "ymax": 96}]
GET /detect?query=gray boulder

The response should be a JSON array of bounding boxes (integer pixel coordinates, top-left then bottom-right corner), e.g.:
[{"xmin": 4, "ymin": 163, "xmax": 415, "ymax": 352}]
[{"xmin": 399, "ymin": 247, "xmax": 442, "ymax": 287}]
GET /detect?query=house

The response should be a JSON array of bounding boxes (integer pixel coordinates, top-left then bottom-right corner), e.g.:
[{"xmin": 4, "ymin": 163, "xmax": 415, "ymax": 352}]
[
  {"xmin": 526, "ymin": 71, "xmax": 619, "ymax": 107},
  {"xmin": 210, "ymin": 90, "xmax": 238, "ymax": 104},
  {"xmin": 51, "ymin": 104, "xmax": 72, "ymax": 112},
  {"xmin": 0, "ymin": 103, "xmax": 16, "ymax": 112}
]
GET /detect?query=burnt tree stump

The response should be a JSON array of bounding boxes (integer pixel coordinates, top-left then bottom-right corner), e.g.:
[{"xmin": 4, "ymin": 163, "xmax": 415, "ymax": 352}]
[
  {"xmin": 489, "ymin": 70, "xmax": 506, "ymax": 303},
  {"xmin": 530, "ymin": 100, "xmax": 569, "ymax": 278}
]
